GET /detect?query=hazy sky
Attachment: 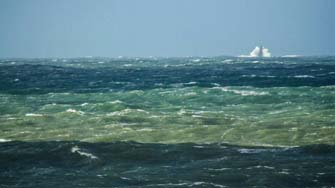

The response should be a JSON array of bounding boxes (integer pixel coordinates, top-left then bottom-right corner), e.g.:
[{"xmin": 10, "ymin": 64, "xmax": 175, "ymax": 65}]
[{"xmin": 0, "ymin": 0, "xmax": 334, "ymax": 57}]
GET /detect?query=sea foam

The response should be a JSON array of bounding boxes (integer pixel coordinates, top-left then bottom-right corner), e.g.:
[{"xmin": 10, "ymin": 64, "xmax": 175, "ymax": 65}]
[{"xmin": 71, "ymin": 146, "xmax": 98, "ymax": 160}]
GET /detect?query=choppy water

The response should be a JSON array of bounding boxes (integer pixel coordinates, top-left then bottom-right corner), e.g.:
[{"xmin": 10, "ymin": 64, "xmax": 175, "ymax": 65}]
[{"xmin": 0, "ymin": 56, "xmax": 335, "ymax": 187}]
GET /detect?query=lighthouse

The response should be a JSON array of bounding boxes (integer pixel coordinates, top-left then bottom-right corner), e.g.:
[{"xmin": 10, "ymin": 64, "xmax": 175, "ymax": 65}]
[{"xmin": 249, "ymin": 46, "xmax": 271, "ymax": 57}]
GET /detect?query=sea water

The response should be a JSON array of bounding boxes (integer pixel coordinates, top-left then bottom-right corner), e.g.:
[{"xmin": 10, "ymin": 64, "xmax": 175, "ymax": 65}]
[{"xmin": 0, "ymin": 56, "xmax": 334, "ymax": 187}]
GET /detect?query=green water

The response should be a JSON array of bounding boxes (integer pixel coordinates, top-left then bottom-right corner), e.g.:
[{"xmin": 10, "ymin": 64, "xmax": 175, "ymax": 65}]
[{"xmin": 1, "ymin": 85, "xmax": 334, "ymax": 146}]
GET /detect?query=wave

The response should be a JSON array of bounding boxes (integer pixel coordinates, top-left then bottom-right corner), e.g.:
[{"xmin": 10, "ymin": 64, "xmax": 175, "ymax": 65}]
[
  {"xmin": 0, "ymin": 141, "xmax": 334, "ymax": 187},
  {"xmin": 71, "ymin": 145, "xmax": 98, "ymax": 160},
  {"xmin": 282, "ymin": 55, "xmax": 301, "ymax": 57},
  {"xmin": 65, "ymin": 108, "xmax": 85, "ymax": 115},
  {"xmin": 106, "ymin": 108, "xmax": 149, "ymax": 116},
  {"xmin": 0, "ymin": 138, "xmax": 11, "ymax": 142},
  {"xmin": 212, "ymin": 87, "xmax": 270, "ymax": 96},
  {"xmin": 25, "ymin": 113, "xmax": 44, "ymax": 117},
  {"xmin": 293, "ymin": 75, "xmax": 315, "ymax": 78}
]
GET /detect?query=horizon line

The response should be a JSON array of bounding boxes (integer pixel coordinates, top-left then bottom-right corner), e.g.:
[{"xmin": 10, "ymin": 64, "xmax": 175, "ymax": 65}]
[{"xmin": 1, "ymin": 54, "xmax": 335, "ymax": 60}]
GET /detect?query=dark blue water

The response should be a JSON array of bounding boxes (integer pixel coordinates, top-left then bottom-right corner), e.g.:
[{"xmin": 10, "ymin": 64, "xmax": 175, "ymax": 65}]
[
  {"xmin": 1, "ymin": 141, "xmax": 335, "ymax": 188},
  {"xmin": 1, "ymin": 57, "xmax": 335, "ymax": 94}
]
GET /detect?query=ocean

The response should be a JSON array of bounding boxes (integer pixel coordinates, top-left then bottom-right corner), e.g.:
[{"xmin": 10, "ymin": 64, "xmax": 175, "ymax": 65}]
[{"xmin": 0, "ymin": 56, "xmax": 334, "ymax": 187}]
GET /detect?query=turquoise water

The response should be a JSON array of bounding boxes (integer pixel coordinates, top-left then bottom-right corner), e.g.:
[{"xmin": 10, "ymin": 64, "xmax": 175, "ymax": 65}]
[{"xmin": 0, "ymin": 57, "xmax": 335, "ymax": 187}]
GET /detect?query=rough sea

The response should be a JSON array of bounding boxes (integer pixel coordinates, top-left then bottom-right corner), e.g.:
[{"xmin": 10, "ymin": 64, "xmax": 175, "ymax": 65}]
[{"xmin": 0, "ymin": 56, "xmax": 334, "ymax": 187}]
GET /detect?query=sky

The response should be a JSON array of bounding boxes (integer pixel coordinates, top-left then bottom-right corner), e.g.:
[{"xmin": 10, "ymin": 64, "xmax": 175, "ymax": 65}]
[{"xmin": 0, "ymin": 0, "xmax": 334, "ymax": 58}]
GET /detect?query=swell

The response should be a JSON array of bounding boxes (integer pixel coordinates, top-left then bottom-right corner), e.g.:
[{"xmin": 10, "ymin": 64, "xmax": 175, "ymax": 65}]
[
  {"xmin": 1, "ymin": 58, "xmax": 335, "ymax": 94},
  {"xmin": 0, "ymin": 141, "xmax": 334, "ymax": 188},
  {"xmin": 1, "ymin": 85, "xmax": 334, "ymax": 146}
]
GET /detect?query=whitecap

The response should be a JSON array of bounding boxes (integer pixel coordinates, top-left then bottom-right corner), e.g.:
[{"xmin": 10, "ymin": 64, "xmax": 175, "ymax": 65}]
[
  {"xmin": 192, "ymin": 182, "xmax": 226, "ymax": 188},
  {"xmin": 107, "ymin": 109, "xmax": 132, "ymax": 116},
  {"xmin": 146, "ymin": 183, "xmax": 189, "ymax": 187},
  {"xmin": 120, "ymin": 176, "xmax": 131, "ymax": 180},
  {"xmin": 218, "ymin": 87, "xmax": 269, "ymax": 96},
  {"xmin": 154, "ymin": 83, "xmax": 164, "ymax": 86},
  {"xmin": 0, "ymin": 139, "xmax": 11, "ymax": 142},
  {"xmin": 106, "ymin": 108, "xmax": 147, "ymax": 116},
  {"xmin": 66, "ymin": 109, "xmax": 85, "ymax": 115},
  {"xmin": 109, "ymin": 100, "xmax": 123, "ymax": 104},
  {"xmin": 80, "ymin": 103, "xmax": 89, "ymax": 106},
  {"xmin": 137, "ymin": 128, "xmax": 154, "ymax": 132},
  {"xmin": 238, "ymin": 55, "xmax": 249, "ymax": 57},
  {"xmin": 146, "ymin": 182, "xmax": 226, "ymax": 188},
  {"xmin": 207, "ymin": 168, "xmax": 231, "ymax": 171},
  {"xmin": 193, "ymin": 145, "xmax": 205, "ymax": 148},
  {"xmin": 268, "ymin": 110, "xmax": 287, "ymax": 114},
  {"xmin": 184, "ymin": 81, "xmax": 197, "ymax": 85},
  {"xmin": 177, "ymin": 109, "xmax": 187, "ymax": 115},
  {"xmin": 184, "ymin": 92, "xmax": 197, "ymax": 96},
  {"xmin": 246, "ymin": 165, "xmax": 275, "ymax": 170},
  {"xmin": 242, "ymin": 74, "xmax": 256, "ymax": 78},
  {"xmin": 293, "ymin": 75, "xmax": 315, "ymax": 78},
  {"xmin": 234, "ymin": 90, "xmax": 269, "ymax": 96},
  {"xmin": 129, "ymin": 90, "xmax": 144, "ymax": 94},
  {"xmin": 159, "ymin": 90, "xmax": 175, "ymax": 94},
  {"xmin": 282, "ymin": 55, "xmax": 301, "ymax": 57},
  {"xmin": 25, "ymin": 113, "xmax": 44, "ymax": 117},
  {"xmin": 135, "ymin": 109, "xmax": 149, "ymax": 113},
  {"xmin": 222, "ymin": 59, "xmax": 233, "ymax": 62},
  {"xmin": 237, "ymin": 148, "xmax": 268, "ymax": 154},
  {"xmin": 238, "ymin": 147, "xmax": 284, "ymax": 153},
  {"xmin": 66, "ymin": 109, "xmax": 77, "ymax": 113},
  {"xmin": 289, "ymin": 127, "xmax": 298, "ymax": 132},
  {"xmin": 71, "ymin": 146, "xmax": 98, "ymax": 160},
  {"xmin": 278, "ymin": 170, "xmax": 290, "ymax": 175},
  {"xmin": 221, "ymin": 128, "xmax": 234, "ymax": 138}
]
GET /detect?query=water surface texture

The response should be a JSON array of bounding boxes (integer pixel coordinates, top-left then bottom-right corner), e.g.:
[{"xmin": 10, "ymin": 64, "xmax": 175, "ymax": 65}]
[{"xmin": 0, "ymin": 57, "xmax": 334, "ymax": 187}]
